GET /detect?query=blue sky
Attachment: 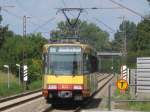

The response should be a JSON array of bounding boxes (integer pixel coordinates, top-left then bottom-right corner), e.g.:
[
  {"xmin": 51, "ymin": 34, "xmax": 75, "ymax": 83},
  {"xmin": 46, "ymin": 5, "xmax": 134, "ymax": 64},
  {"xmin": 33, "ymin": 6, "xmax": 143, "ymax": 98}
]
[{"xmin": 0, "ymin": 0, "xmax": 149, "ymax": 40}]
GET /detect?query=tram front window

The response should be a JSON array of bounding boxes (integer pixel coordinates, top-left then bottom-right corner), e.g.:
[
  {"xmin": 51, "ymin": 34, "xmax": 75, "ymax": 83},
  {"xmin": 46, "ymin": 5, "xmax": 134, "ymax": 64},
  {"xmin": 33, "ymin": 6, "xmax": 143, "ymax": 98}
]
[{"xmin": 48, "ymin": 47, "xmax": 81, "ymax": 75}]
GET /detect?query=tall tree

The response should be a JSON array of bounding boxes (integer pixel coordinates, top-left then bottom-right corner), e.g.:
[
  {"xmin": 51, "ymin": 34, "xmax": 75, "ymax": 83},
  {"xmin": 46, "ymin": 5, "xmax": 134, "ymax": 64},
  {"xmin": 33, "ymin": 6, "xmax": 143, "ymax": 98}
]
[
  {"xmin": 0, "ymin": 33, "xmax": 47, "ymax": 81},
  {"xmin": 136, "ymin": 19, "xmax": 150, "ymax": 56},
  {"xmin": 112, "ymin": 20, "xmax": 137, "ymax": 66},
  {"xmin": 0, "ymin": 15, "xmax": 2, "ymax": 24},
  {"xmin": 51, "ymin": 20, "xmax": 111, "ymax": 51},
  {"xmin": 0, "ymin": 15, "xmax": 13, "ymax": 49},
  {"xmin": 112, "ymin": 20, "xmax": 137, "ymax": 52},
  {"xmin": 147, "ymin": 0, "xmax": 150, "ymax": 4}
]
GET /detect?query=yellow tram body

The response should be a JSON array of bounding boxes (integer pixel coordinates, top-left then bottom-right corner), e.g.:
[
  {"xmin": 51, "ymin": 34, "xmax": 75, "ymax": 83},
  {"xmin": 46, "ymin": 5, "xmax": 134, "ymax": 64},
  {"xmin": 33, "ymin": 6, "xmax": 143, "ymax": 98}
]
[{"xmin": 42, "ymin": 42, "xmax": 98, "ymax": 102}]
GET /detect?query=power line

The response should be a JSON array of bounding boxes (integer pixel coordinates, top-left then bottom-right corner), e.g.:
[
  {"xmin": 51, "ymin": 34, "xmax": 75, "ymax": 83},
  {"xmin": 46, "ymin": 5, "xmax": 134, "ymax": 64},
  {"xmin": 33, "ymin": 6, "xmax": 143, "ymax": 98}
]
[
  {"xmin": 118, "ymin": 16, "xmax": 127, "ymax": 58},
  {"xmin": 80, "ymin": 12, "xmax": 115, "ymax": 37},
  {"xmin": 108, "ymin": 0, "xmax": 145, "ymax": 19},
  {"xmin": 15, "ymin": 0, "xmax": 31, "ymax": 15},
  {"xmin": 55, "ymin": 7, "xmax": 122, "ymax": 10},
  {"xmin": 80, "ymin": 11, "xmax": 115, "ymax": 35},
  {"xmin": 79, "ymin": 0, "xmax": 83, "ymax": 8},
  {"xmin": 94, "ymin": 17, "xmax": 116, "ymax": 33},
  {"xmin": 62, "ymin": 0, "xmax": 67, "ymax": 7},
  {"xmin": 1, "ymin": 1, "xmax": 53, "ymax": 33},
  {"xmin": 33, "ymin": 17, "xmax": 56, "ymax": 32},
  {"xmin": 1, "ymin": 8, "xmax": 22, "ymax": 19},
  {"xmin": 15, "ymin": 0, "xmax": 51, "ymax": 23},
  {"xmin": 61, "ymin": 0, "xmax": 75, "ymax": 17},
  {"xmin": 89, "ymin": 7, "xmax": 122, "ymax": 10},
  {"xmin": 1, "ymin": 8, "xmax": 51, "ymax": 33}
]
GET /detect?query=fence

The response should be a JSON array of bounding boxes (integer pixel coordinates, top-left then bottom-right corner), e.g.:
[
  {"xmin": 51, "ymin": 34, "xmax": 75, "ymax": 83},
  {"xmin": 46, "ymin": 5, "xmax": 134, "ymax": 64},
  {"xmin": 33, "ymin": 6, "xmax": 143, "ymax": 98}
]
[
  {"xmin": 136, "ymin": 57, "xmax": 150, "ymax": 93},
  {"xmin": 129, "ymin": 69, "xmax": 136, "ymax": 98},
  {"xmin": 108, "ymin": 84, "xmax": 150, "ymax": 111}
]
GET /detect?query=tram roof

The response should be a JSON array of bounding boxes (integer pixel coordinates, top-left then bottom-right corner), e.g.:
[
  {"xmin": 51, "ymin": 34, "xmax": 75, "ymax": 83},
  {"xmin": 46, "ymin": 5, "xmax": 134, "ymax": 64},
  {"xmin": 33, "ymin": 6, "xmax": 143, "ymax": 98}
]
[{"xmin": 43, "ymin": 43, "xmax": 96, "ymax": 55}]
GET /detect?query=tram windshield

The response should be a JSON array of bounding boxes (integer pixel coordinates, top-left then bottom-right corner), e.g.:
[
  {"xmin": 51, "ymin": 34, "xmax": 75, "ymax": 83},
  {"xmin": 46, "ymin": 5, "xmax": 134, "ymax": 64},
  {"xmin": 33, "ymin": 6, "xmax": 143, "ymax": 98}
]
[{"xmin": 48, "ymin": 46, "xmax": 81, "ymax": 75}]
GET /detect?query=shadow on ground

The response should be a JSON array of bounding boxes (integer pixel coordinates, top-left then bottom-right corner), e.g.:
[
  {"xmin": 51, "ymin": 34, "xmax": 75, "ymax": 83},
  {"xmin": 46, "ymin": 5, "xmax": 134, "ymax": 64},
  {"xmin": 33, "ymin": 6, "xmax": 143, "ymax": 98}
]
[{"xmin": 48, "ymin": 98, "xmax": 102, "ymax": 111}]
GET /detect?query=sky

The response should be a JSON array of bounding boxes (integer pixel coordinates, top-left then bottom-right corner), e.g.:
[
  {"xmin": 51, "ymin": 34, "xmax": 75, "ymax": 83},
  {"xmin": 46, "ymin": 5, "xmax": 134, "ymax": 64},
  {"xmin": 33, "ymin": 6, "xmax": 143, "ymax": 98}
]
[{"xmin": 0, "ymin": 0, "xmax": 150, "ymax": 40}]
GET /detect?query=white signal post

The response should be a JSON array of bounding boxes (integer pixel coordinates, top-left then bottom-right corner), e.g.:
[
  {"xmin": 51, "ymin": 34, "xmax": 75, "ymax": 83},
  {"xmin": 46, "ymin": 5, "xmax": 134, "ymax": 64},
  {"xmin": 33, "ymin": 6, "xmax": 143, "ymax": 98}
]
[
  {"xmin": 23, "ymin": 65, "xmax": 28, "ymax": 90},
  {"xmin": 23, "ymin": 65, "xmax": 28, "ymax": 82},
  {"xmin": 120, "ymin": 65, "xmax": 129, "ymax": 83},
  {"xmin": 3, "ymin": 65, "xmax": 10, "ymax": 89},
  {"xmin": 16, "ymin": 64, "xmax": 21, "ymax": 85}
]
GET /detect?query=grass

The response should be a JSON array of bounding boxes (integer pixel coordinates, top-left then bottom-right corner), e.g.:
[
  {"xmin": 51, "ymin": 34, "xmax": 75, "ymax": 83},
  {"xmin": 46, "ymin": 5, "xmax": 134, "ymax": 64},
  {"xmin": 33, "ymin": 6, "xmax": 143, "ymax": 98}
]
[
  {"xmin": 0, "ymin": 71, "xmax": 23, "ymax": 97},
  {"xmin": 113, "ymin": 88, "xmax": 130, "ymax": 100},
  {"xmin": 0, "ymin": 82, "xmax": 24, "ymax": 97},
  {"xmin": 28, "ymin": 80, "xmax": 42, "ymax": 90},
  {"xmin": 0, "ymin": 71, "xmax": 42, "ymax": 98},
  {"xmin": 113, "ymin": 88, "xmax": 150, "ymax": 111},
  {"xmin": 128, "ymin": 102, "xmax": 150, "ymax": 111},
  {"xmin": 0, "ymin": 71, "xmax": 19, "ymax": 83}
]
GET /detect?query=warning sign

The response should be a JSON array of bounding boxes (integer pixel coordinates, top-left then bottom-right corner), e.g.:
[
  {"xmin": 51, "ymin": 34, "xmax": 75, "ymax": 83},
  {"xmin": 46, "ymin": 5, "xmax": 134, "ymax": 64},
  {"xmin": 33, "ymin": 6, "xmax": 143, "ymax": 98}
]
[{"xmin": 116, "ymin": 79, "xmax": 128, "ymax": 90}]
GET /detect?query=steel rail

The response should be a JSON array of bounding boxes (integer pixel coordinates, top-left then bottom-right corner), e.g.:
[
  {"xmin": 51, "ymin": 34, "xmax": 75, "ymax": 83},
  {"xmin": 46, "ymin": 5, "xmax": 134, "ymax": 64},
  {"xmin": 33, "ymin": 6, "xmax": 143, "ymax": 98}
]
[
  {"xmin": 0, "ymin": 89, "xmax": 41, "ymax": 103},
  {"xmin": 97, "ymin": 74, "xmax": 111, "ymax": 83},
  {"xmin": 0, "ymin": 90, "xmax": 42, "ymax": 111}
]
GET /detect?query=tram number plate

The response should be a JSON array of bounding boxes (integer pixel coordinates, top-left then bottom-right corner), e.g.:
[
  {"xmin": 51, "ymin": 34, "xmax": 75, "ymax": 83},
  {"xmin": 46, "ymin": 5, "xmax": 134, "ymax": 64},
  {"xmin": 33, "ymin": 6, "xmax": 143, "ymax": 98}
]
[{"xmin": 58, "ymin": 91, "xmax": 72, "ymax": 98}]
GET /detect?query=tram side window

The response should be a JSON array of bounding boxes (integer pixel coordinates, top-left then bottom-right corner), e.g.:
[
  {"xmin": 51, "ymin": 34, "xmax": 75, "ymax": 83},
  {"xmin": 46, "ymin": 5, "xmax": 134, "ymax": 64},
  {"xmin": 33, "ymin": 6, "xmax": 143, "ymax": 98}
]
[
  {"xmin": 43, "ymin": 53, "xmax": 48, "ymax": 74},
  {"xmin": 83, "ymin": 54, "xmax": 92, "ymax": 74},
  {"xmin": 91, "ymin": 56, "xmax": 98, "ymax": 72}
]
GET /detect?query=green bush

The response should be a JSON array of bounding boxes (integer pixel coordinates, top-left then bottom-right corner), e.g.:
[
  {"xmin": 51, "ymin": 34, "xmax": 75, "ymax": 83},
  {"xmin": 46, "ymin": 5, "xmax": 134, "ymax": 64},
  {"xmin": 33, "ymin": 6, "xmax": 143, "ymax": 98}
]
[
  {"xmin": 0, "ymin": 82, "xmax": 23, "ymax": 97},
  {"xmin": 29, "ymin": 80, "xmax": 42, "ymax": 90}
]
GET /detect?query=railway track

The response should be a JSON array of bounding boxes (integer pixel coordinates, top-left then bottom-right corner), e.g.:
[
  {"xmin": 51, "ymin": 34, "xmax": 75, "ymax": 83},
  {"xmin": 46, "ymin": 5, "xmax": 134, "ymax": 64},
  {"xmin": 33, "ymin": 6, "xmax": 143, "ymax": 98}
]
[
  {"xmin": 73, "ymin": 74, "xmax": 114, "ymax": 112},
  {"xmin": 0, "ymin": 73, "xmax": 113, "ymax": 112},
  {"xmin": 42, "ymin": 74, "xmax": 114, "ymax": 112},
  {"xmin": 0, "ymin": 89, "xmax": 42, "ymax": 111}
]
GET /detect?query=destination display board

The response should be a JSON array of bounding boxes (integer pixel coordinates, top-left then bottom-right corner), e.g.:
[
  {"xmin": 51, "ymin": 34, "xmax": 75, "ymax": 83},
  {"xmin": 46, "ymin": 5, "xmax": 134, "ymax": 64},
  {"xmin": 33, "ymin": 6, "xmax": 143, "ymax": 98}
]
[{"xmin": 49, "ymin": 46, "xmax": 81, "ymax": 53}]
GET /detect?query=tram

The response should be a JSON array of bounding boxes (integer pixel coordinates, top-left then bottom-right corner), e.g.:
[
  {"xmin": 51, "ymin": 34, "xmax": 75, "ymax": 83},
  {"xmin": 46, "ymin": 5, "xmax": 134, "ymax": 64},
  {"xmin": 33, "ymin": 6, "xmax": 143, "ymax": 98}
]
[{"xmin": 42, "ymin": 40, "xmax": 98, "ymax": 103}]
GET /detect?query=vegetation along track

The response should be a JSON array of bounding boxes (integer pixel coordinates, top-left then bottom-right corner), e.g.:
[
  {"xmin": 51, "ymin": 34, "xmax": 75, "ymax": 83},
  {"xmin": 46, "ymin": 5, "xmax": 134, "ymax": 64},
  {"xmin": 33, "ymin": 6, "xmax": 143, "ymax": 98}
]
[
  {"xmin": 0, "ymin": 89, "xmax": 42, "ymax": 111},
  {"xmin": 43, "ymin": 74, "xmax": 114, "ymax": 112}
]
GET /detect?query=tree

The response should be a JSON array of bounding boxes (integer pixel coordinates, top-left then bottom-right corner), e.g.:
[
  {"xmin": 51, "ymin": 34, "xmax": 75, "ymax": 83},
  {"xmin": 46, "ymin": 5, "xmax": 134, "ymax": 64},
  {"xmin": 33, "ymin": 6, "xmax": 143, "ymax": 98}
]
[
  {"xmin": 51, "ymin": 19, "xmax": 111, "ymax": 51},
  {"xmin": 147, "ymin": 0, "xmax": 150, "ymax": 4},
  {"xmin": 0, "ymin": 15, "xmax": 2, "ymax": 24},
  {"xmin": 112, "ymin": 20, "xmax": 137, "ymax": 67},
  {"xmin": 0, "ymin": 33, "xmax": 47, "ymax": 82},
  {"xmin": 0, "ymin": 15, "xmax": 14, "ymax": 49},
  {"xmin": 136, "ymin": 19, "xmax": 150, "ymax": 56},
  {"xmin": 112, "ymin": 20, "xmax": 137, "ymax": 52}
]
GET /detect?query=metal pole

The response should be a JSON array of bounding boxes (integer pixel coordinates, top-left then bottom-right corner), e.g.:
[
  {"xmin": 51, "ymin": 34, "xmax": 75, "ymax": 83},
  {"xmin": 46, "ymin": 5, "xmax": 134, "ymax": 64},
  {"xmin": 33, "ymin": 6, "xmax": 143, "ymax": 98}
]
[
  {"xmin": 108, "ymin": 84, "xmax": 111, "ymax": 111},
  {"xmin": 0, "ymin": 6, "xmax": 1, "ymax": 16},
  {"xmin": 19, "ymin": 66, "xmax": 21, "ymax": 86},
  {"xmin": 23, "ymin": 16, "xmax": 28, "ymax": 90},
  {"xmin": 99, "ymin": 57, "xmax": 101, "ymax": 72},
  {"xmin": 23, "ymin": 15, "xmax": 26, "ymax": 38},
  {"xmin": 122, "ymin": 16, "xmax": 127, "ymax": 63},
  {"xmin": 8, "ymin": 67, "xmax": 10, "ymax": 89}
]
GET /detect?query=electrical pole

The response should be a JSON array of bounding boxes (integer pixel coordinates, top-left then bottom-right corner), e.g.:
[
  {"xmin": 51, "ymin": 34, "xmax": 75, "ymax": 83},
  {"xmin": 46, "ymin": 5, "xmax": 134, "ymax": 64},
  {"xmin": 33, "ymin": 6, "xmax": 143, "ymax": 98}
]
[
  {"xmin": 0, "ymin": 6, "xmax": 1, "ymax": 16},
  {"xmin": 23, "ymin": 16, "xmax": 27, "ymax": 38},
  {"xmin": 122, "ymin": 16, "xmax": 127, "ymax": 63},
  {"xmin": 22, "ymin": 15, "xmax": 30, "ymax": 90},
  {"xmin": 0, "ymin": 7, "xmax": 2, "ymax": 26},
  {"xmin": 118, "ymin": 16, "xmax": 127, "ymax": 64},
  {"xmin": 23, "ymin": 16, "xmax": 31, "ymax": 38},
  {"xmin": 22, "ymin": 15, "xmax": 31, "ymax": 62}
]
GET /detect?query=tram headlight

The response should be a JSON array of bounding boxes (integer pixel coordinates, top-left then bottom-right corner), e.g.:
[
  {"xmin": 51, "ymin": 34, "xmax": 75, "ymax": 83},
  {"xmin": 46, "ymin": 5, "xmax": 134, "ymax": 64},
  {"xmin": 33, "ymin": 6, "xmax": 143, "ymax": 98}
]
[
  {"xmin": 73, "ymin": 85, "xmax": 83, "ymax": 90},
  {"xmin": 48, "ymin": 84, "xmax": 57, "ymax": 90}
]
